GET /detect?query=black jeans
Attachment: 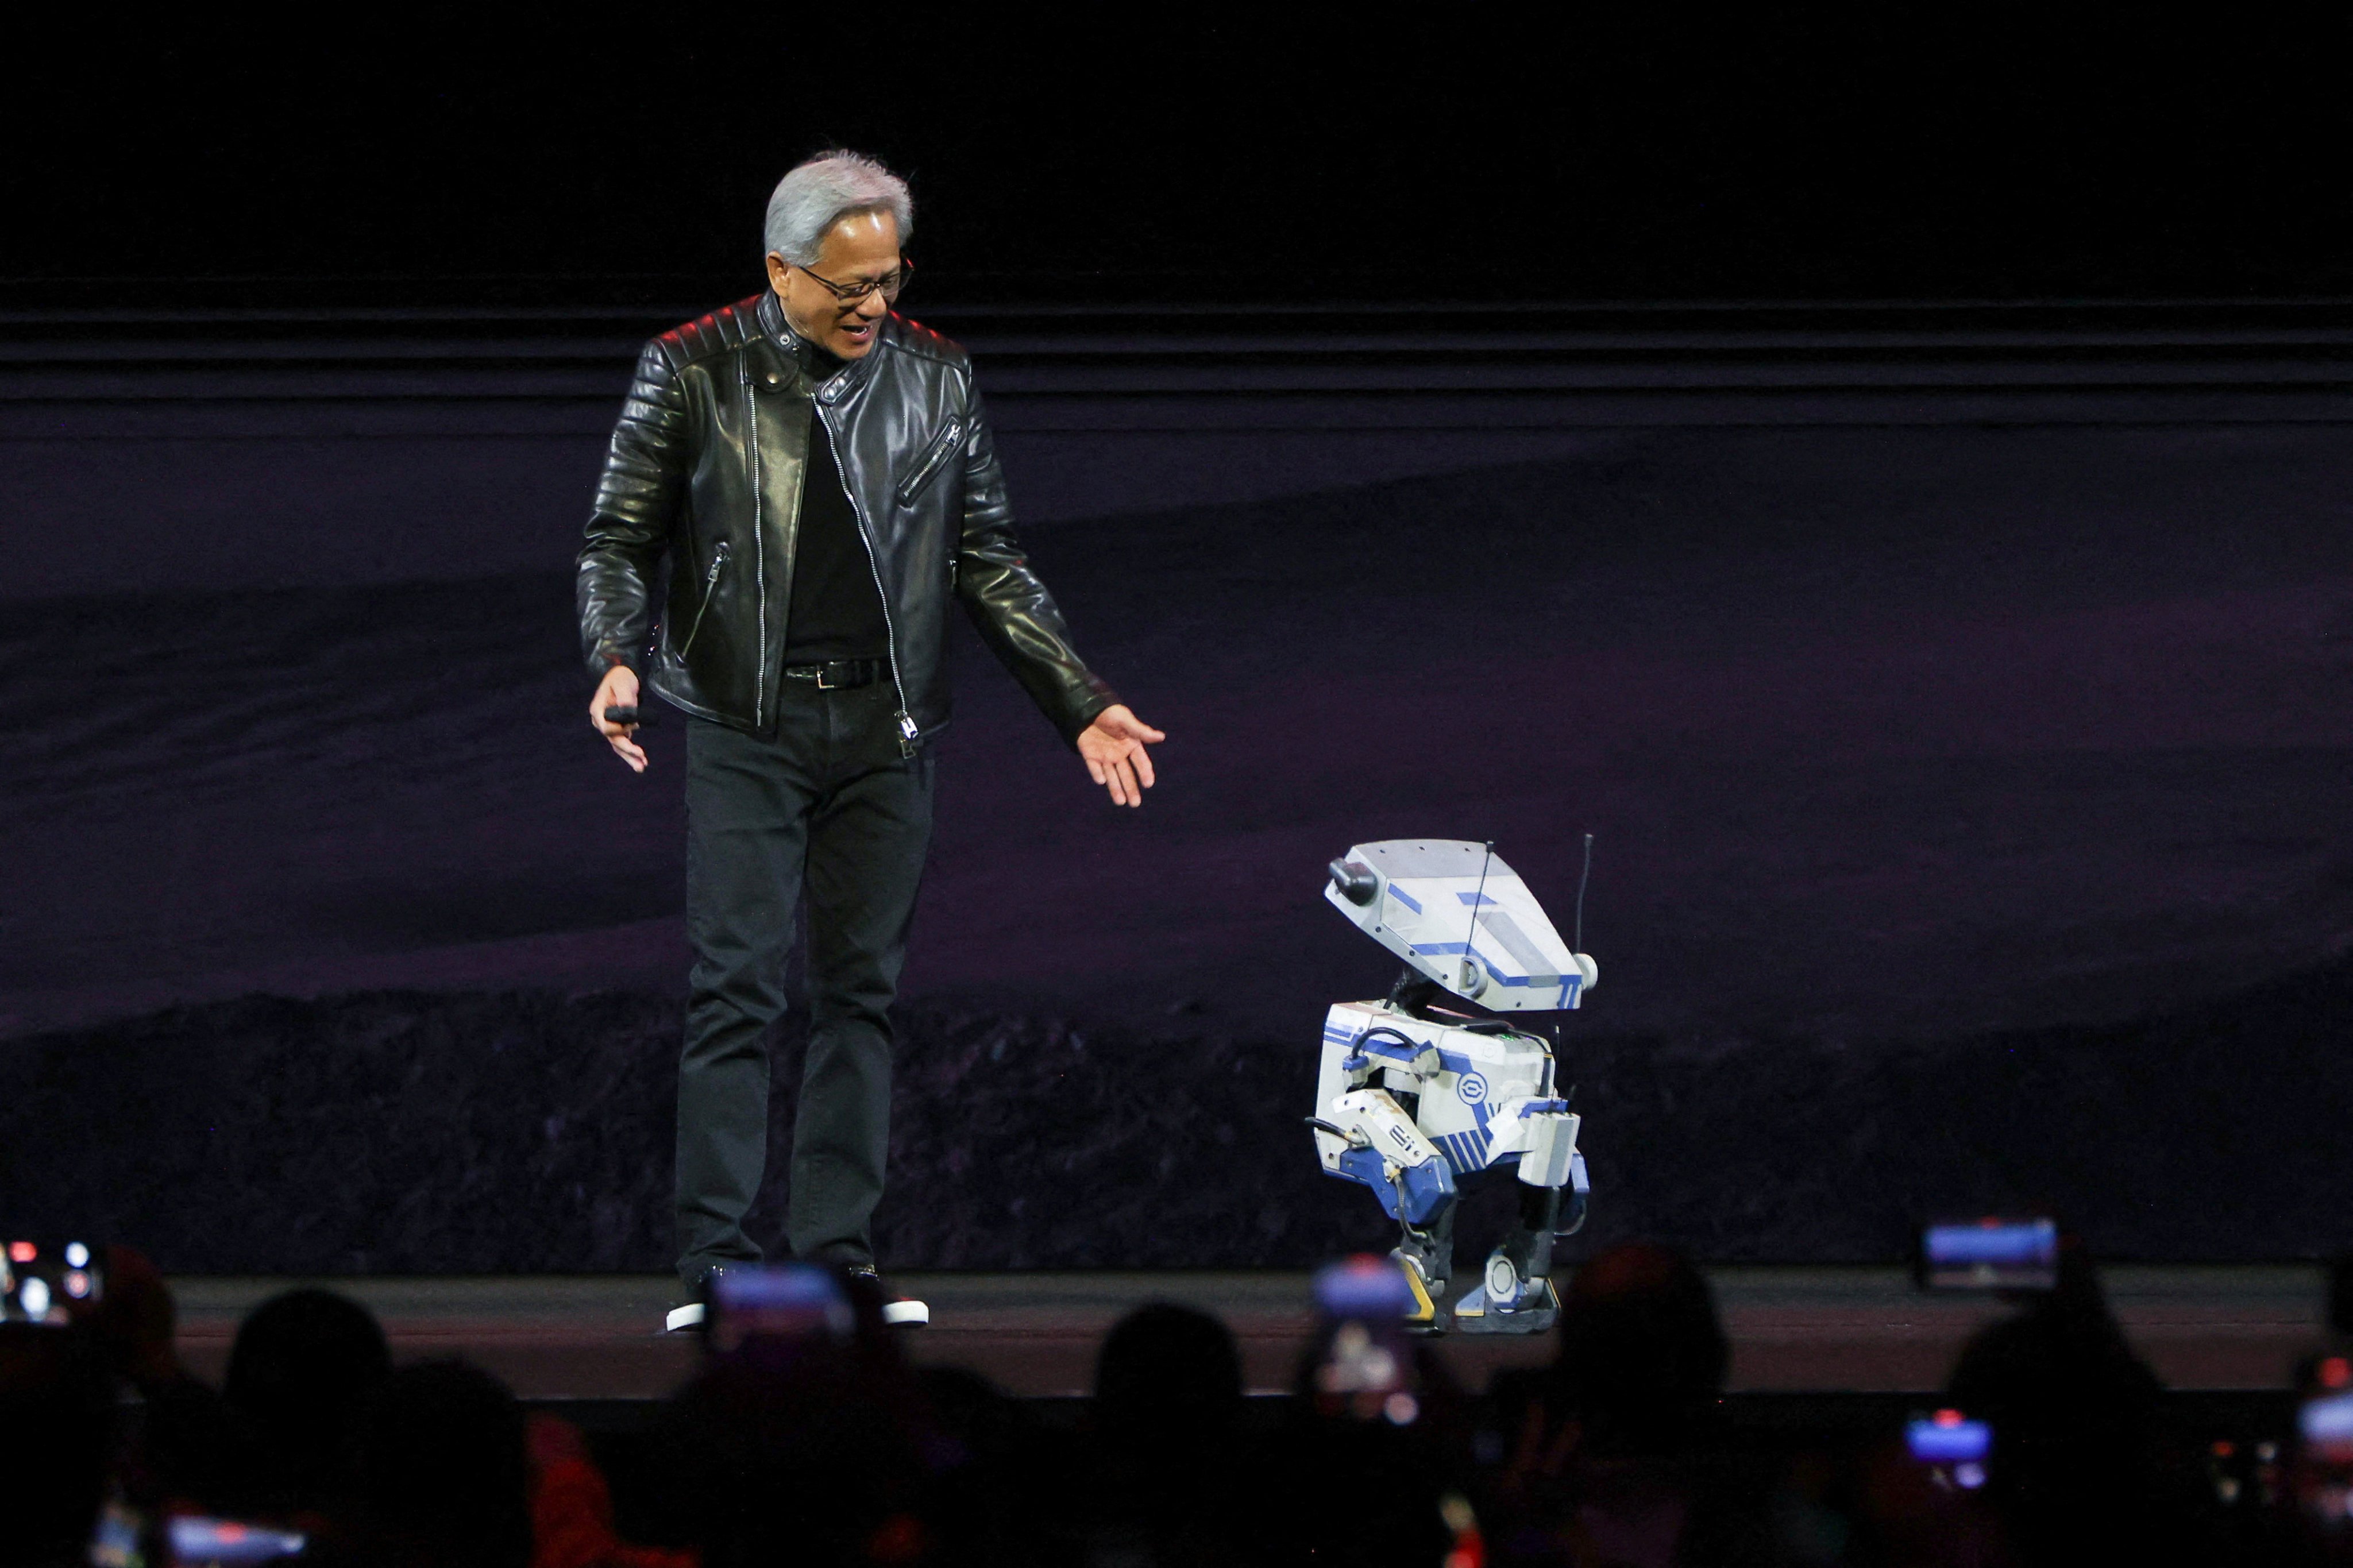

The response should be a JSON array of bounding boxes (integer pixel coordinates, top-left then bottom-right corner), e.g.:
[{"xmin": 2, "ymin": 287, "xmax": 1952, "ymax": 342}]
[{"xmin": 676, "ymin": 677, "xmax": 933, "ymax": 1288}]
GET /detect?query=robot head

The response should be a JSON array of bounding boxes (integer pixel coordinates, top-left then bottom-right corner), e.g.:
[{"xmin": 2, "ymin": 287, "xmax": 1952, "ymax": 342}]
[{"xmin": 1326, "ymin": 839, "xmax": 1598, "ymax": 1011}]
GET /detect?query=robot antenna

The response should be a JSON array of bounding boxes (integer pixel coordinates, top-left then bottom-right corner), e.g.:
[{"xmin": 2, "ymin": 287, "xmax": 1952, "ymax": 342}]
[
  {"xmin": 1461, "ymin": 840, "xmax": 1495, "ymax": 997},
  {"xmin": 1574, "ymin": 832, "xmax": 1594, "ymax": 954}
]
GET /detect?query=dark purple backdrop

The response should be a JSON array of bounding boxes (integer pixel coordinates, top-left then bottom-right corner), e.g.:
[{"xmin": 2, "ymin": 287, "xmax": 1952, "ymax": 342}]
[{"xmin": 6, "ymin": 362, "xmax": 2351, "ymax": 1268}]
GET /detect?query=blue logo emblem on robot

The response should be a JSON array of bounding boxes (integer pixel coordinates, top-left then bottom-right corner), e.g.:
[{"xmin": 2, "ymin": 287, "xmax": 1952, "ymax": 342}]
[{"xmin": 1457, "ymin": 1072, "xmax": 1489, "ymax": 1106}]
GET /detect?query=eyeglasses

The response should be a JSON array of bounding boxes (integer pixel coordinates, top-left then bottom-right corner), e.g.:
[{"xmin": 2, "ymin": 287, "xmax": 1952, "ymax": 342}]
[{"xmin": 795, "ymin": 257, "xmax": 913, "ymax": 306}]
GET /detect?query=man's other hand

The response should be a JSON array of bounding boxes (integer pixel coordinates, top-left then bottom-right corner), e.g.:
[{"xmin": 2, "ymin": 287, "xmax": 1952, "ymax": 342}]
[
  {"xmin": 1078, "ymin": 704, "xmax": 1164, "ymax": 807},
  {"xmin": 592, "ymin": 665, "xmax": 648, "ymax": 773}
]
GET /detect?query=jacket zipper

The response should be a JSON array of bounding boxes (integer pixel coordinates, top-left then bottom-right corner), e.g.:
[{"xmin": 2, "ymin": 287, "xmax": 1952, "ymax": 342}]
[
  {"xmin": 894, "ymin": 417, "xmax": 965, "ymax": 506},
  {"xmin": 677, "ymin": 540, "xmax": 730, "ymax": 658},
  {"xmin": 817, "ymin": 399, "xmax": 921, "ymax": 758},
  {"xmin": 743, "ymin": 367, "xmax": 769, "ymax": 718}
]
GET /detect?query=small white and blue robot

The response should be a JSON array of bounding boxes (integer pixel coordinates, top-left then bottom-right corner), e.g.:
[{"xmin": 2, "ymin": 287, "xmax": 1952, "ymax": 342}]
[{"xmin": 1311, "ymin": 840, "xmax": 1597, "ymax": 1334}]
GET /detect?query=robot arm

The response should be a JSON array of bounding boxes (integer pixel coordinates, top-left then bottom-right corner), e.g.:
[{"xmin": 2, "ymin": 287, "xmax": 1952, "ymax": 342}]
[
  {"xmin": 1506, "ymin": 1100, "xmax": 1583, "ymax": 1189},
  {"xmin": 1318, "ymin": 1087, "xmax": 1455, "ymax": 1225}
]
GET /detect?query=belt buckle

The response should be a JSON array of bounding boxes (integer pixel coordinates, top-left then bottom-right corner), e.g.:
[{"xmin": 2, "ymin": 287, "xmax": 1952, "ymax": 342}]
[{"xmin": 814, "ymin": 663, "xmax": 840, "ymax": 689}]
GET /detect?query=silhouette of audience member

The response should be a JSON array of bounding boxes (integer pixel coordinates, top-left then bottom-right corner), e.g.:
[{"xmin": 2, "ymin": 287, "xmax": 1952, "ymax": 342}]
[
  {"xmin": 2270, "ymin": 1253, "xmax": 2353, "ymax": 1562},
  {"xmin": 353, "ymin": 1360, "xmax": 532, "ymax": 1568},
  {"xmin": 1271, "ymin": 1264, "xmax": 1468, "ymax": 1568},
  {"xmin": 1549, "ymin": 1243, "xmax": 1728, "ymax": 1458},
  {"xmin": 1096, "ymin": 1300, "xmax": 1244, "ymax": 1441},
  {"xmin": 525, "ymin": 1411, "xmax": 695, "ymax": 1568},
  {"xmin": 661, "ymin": 1268, "xmax": 937, "ymax": 1568},
  {"xmin": 1085, "ymin": 1301, "xmax": 1257, "ymax": 1563},
  {"xmin": 1495, "ymin": 1242, "xmax": 1770, "ymax": 1567},
  {"xmin": 80, "ymin": 1246, "xmax": 251, "ymax": 1515},
  {"xmin": 1942, "ymin": 1231, "xmax": 2211, "ymax": 1566},
  {"xmin": 0, "ymin": 1323, "xmax": 114, "ymax": 1568},
  {"xmin": 223, "ymin": 1287, "xmax": 392, "ymax": 1523},
  {"xmin": 914, "ymin": 1364, "xmax": 1079, "ymax": 1567},
  {"xmin": 1831, "ymin": 1428, "xmax": 2009, "ymax": 1568}
]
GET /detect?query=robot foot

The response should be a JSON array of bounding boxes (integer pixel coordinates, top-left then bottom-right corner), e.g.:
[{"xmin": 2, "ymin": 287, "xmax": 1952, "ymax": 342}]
[
  {"xmin": 1451, "ymin": 1254, "xmax": 1560, "ymax": 1337},
  {"xmin": 1391, "ymin": 1250, "xmax": 1452, "ymax": 1334}
]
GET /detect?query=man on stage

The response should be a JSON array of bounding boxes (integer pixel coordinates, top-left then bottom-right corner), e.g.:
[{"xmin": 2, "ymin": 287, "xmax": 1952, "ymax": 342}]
[{"xmin": 577, "ymin": 150, "xmax": 1162, "ymax": 1331}]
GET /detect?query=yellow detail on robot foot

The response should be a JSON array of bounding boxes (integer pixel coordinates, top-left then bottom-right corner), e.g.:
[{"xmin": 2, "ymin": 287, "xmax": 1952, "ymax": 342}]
[{"xmin": 1394, "ymin": 1253, "xmax": 1441, "ymax": 1327}]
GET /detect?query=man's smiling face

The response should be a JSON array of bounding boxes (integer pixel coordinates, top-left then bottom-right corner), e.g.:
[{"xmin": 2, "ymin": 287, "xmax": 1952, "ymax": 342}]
[{"xmin": 767, "ymin": 208, "xmax": 901, "ymax": 361}]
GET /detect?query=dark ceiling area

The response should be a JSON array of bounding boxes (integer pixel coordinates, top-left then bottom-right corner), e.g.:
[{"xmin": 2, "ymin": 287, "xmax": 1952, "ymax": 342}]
[{"xmin": 9, "ymin": 11, "xmax": 2346, "ymax": 308}]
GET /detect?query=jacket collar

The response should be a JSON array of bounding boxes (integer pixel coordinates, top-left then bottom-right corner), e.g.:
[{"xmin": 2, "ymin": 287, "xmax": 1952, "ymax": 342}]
[{"xmin": 755, "ymin": 289, "xmax": 884, "ymax": 400}]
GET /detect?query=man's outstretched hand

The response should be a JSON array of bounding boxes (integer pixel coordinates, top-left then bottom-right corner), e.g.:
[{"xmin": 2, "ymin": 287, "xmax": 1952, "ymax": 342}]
[
  {"xmin": 1078, "ymin": 704, "xmax": 1164, "ymax": 807},
  {"xmin": 592, "ymin": 664, "xmax": 647, "ymax": 773}
]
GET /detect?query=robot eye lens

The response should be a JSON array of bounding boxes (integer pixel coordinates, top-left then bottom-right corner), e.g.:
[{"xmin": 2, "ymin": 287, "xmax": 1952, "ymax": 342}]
[{"xmin": 1329, "ymin": 860, "xmax": 1379, "ymax": 905}]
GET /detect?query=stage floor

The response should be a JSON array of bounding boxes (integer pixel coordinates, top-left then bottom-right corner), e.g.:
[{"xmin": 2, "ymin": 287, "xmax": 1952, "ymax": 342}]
[{"xmin": 167, "ymin": 1266, "xmax": 2327, "ymax": 1401}]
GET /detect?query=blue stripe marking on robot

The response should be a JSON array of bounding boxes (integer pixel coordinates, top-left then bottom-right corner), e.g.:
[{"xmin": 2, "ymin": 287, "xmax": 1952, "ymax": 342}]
[
  {"xmin": 1405, "ymin": 940, "xmax": 1584, "ymax": 1007},
  {"xmin": 1437, "ymin": 1129, "xmax": 1488, "ymax": 1174},
  {"xmin": 1433, "ymin": 1077, "xmax": 1498, "ymax": 1173},
  {"xmin": 1407, "ymin": 940, "xmax": 1555, "ymax": 987},
  {"xmin": 1388, "ymin": 885, "xmax": 1424, "ymax": 913}
]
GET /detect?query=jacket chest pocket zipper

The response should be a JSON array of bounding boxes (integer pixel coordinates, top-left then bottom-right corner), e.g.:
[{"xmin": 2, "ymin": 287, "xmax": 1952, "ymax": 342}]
[
  {"xmin": 893, "ymin": 418, "xmax": 965, "ymax": 506},
  {"xmin": 678, "ymin": 540, "xmax": 730, "ymax": 657}
]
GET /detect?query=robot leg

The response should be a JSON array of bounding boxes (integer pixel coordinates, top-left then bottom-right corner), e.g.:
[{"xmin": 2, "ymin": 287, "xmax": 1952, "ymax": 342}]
[
  {"xmin": 1454, "ymin": 1123, "xmax": 1587, "ymax": 1337},
  {"xmin": 1318, "ymin": 1088, "xmax": 1459, "ymax": 1330},
  {"xmin": 1393, "ymin": 1195, "xmax": 1456, "ymax": 1332}
]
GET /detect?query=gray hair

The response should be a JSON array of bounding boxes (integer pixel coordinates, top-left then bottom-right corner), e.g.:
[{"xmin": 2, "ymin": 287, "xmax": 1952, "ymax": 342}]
[{"xmin": 762, "ymin": 150, "xmax": 914, "ymax": 267}]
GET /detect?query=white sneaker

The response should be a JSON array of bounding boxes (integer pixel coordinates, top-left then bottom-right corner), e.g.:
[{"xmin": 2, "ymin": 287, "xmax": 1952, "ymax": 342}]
[
  {"xmin": 844, "ymin": 1264, "xmax": 928, "ymax": 1327},
  {"xmin": 666, "ymin": 1263, "xmax": 728, "ymax": 1333}
]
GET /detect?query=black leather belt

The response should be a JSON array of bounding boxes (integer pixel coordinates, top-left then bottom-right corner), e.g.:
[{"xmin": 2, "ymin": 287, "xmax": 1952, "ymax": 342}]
[{"xmin": 782, "ymin": 656, "xmax": 889, "ymax": 689}]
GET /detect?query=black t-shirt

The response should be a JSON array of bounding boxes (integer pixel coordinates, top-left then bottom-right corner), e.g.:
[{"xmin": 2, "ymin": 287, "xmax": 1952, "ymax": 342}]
[{"xmin": 784, "ymin": 352, "xmax": 892, "ymax": 665}]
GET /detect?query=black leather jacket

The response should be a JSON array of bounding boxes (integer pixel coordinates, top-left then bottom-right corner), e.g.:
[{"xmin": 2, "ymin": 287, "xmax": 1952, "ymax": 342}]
[{"xmin": 577, "ymin": 291, "xmax": 1116, "ymax": 749}]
